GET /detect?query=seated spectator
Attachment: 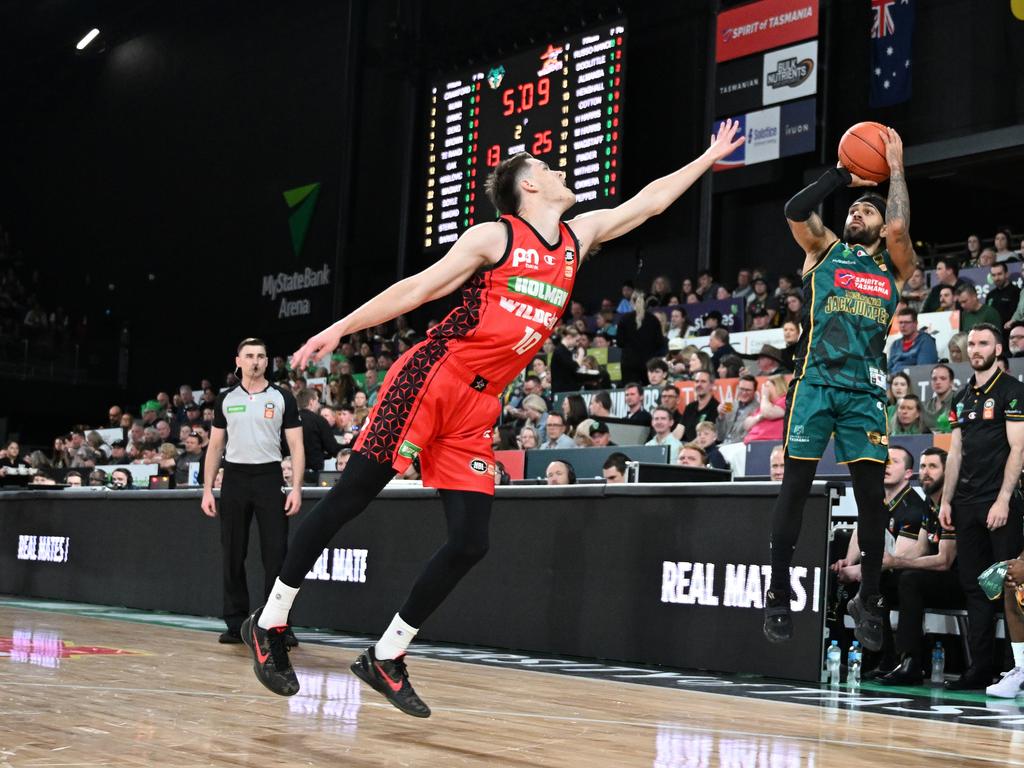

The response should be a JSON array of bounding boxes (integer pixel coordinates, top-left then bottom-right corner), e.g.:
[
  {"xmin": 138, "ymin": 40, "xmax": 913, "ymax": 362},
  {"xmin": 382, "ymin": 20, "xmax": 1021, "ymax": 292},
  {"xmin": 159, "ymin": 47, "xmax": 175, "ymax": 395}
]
[
  {"xmin": 742, "ymin": 375, "xmax": 787, "ymax": 444},
  {"xmin": 717, "ymin": 354, "xmax": 744, "ymax": 379},
  {"xmin": 540, "ymin": 412, "xmax": 574, "ymax": 450},
  {"xmin": 545, "ymin": 459, "xmax": 576, "ymax": 486},
  {"xmin": 900, "ymin": 267, "xmax": 927, "ymax": 311},
  {"xmin": 921, "ymin": 363, "xmax": 956, "ymax": 433},
  {"xmin": 681, "ymin": 370, "xmax": 718, "ymax": 442},
  {"xmin": 521, "ymin": 394, "xmax": 549, "ymax": 434},
  {"xmin": 666, "ymin": 307, "xmax": 691, "ymax": 340},
  {"xmin": 994, "ymin": 227, "xmax": 1016, "ymax": 262},
  {"xmin": 30, "ymin": 471, "xmax": 57, "ymax": 486},
  {"xmin": 658, "ymin": 384, "xmax": 685, "ymax": 436},
  {"xmin": 580, "ymin": 355, "xmax": 611, "ymax": 390},
  {"xmin": 517, "ymin": 425, "xmax": 541, "ymax": 450},
  {"xmin": 708, "ymin": 328, "xmax": 735, "ymax": 370},
  {"xmin": 958, "ymin": 283, "xmax": 1003, "ymax": 333},
  {"xmin": 88, "ymin": 469, "xmax": 107, "ymax": 486},
  {"xmin": 769, "ymin": 444, "xmax": 785, "ymax": 481},
  {"xmin": 561, "ymin": 394, "xmax": 588, "ymax": 437},
  {"xmin": 587, "ymin": 420, "xmax": 615, "ymax": 447},
  {"xmin": 103, "ymin": 440, "xmax": 129, "ymax": 466},
  {"xmin": 615, "ymin": 281, "xmax": 635, "ymax": 314},
  {"xmin": 64, "ymin": 470, "xmax": 83, "ymax": 487},
  {"xmin": 781, "ymin": 321, "xmax": 801, "ymax": 370},
  {"xmin": 646, "ymin": 407, "xmax": 683, "ymax": 463},
  {"xmin": 492, "ymin": 424, "xmax": 517, "ymax": 451},
  {"xmin": 748, "ymin": 306, "xmax": 772, "ymax": 331},
  {"xmin": 922, "ymin": 257, "xmax": 970, "ymax": 312},
  {"xmin": 572, "ymin": 419, "xmax": 596, "ymax": 447},
  {"xmin": 175, "ymin": 433, "xmax": 205, "ymax": 486},
  {"xmin": 697, "ymin": 310, "xmax": 723, "ymax": 337},
  {"xmin": 782, "ymin": 291, "xmax": 803, "ymax": 326},
  {"xmin": 110, "ymin": 467, "xmax": 133, "ymax": 489},
  {"xmin": 886, "ymin": 371, "xmax": 912, "ymax": 426},
  {"xmin": 336, "ymin": 448, "xmax": 353, "ymax": 472},
  {"xmin": 694, "ymin": 421, "xmax": 728, "ymax": 470},
  {"xmin": 888, "ymin": 307, "xmax": 938, "ymax": 374},
  {"xmin": 687, "ymin": 351, "xmax": 712, "ymax": 377},
  {"xmin": 986, "ymin": 263, "xmax": 1020, "ymax": 325},
  {"xmin": 890, "ymin": 394, "xmax": 924, "ymax": 435},
  {"xmin": 677, "ymin": 443, "xmax": 707, "ymax": 467},
  {"xmin": 717, "ymin": 374, "xmax": 759, "ymax": 444},
  {"xmin": 622, "ymin": 383, "xmax": 652, "ymax": 428},
  {"xmin": 733, "ymin": 268, "xmax": 754, "ymax": 302},
  {"xmin": 156, "ymin": 443, "xmax": 179, "ymax": 477},
  {"xmin": 936, "ymin": 285, "xmax": 957, "ymax": 312},
  {"xmin": 1009, "ymin": 322, "xmax": 1024, "ymax": 357},
  {"xmin": 0, "ymin": 440, "xmax": 26, "ymax": 472},
  {"xmin": 646, "ymin": 358, "xmax": 670, "ymax": 389},
  {"xmin": 743, "ymin": 344, "xmax": 788, "ymax": 376},
  {"xmin": 946, "ymin": 332, "xmax": 967, "ymax": 364},
  {"xmin": 352, "ymin": 391, "xmax": 370, "ymax": 424},
  {"xmin": 602, "ymin": 452, "xmax": 630, "ymax": 483},
  {"xmin": 588, "ymin": 390, "xmax": 613, "ymax": 419}
]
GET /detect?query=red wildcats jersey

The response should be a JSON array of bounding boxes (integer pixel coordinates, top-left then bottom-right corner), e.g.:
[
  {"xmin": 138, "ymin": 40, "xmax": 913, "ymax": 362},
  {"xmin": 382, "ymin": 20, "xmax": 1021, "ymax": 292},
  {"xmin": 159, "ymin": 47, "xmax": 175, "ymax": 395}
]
[{"xmin": 427, "ymin": 214, "xmax": 580, "ymax": 388}]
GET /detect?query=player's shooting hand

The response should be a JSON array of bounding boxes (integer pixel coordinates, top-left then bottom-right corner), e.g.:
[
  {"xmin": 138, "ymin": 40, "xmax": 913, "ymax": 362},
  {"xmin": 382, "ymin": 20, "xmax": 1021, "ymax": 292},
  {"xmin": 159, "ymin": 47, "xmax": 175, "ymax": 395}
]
[
  {"xmin": 987, "ymin": 499, "xmax": 1009, "ymax": 530},
  {"xmin": 284, "ymin": 487, "xmax": 302, "ymax": 517},
  {"xmin": 939, "ymin": 501, "xmax": 954, "ymax": 530},
  {"xmin": 706, "ymin": 118, "xmax": 745, "ymax": 162},
  {"xmin": 292, "ymin": 326, "xmax": 343, "ymax": 372},
  {"xmin": 200, "ymin": 491, "xmax": 217, "ymax": 518},
  {"xmin": 1005, "ymin": 559, "xmax": 1024, "ymax": 588},
  {"xmin": 879, "ymin": 126, "xmax": 904, "ymax": 172},
  {"xmin": 836, "ymin": 160, "xmax": 878, "ymax": 188}
]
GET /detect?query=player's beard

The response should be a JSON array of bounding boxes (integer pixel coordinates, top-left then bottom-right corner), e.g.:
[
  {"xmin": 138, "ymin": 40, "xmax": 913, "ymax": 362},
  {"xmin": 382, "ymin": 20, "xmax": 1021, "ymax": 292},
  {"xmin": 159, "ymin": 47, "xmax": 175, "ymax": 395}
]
[
  {"xmin": 970, "ymin": 350, "xmax": 997, "ymax": 372},
  {"xmin": 921, "ymin": 477, "xmax": 944, "ymax": 497},
  {"xmin": 843, "ymin": 221, "xmax": 882, "ymax": 246}
]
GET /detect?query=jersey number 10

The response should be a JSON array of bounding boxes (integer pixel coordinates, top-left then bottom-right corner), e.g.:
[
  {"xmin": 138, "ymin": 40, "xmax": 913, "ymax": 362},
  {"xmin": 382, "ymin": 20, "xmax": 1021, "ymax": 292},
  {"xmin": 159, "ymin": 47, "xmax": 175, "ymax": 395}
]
[{"xmin": 511, "ymin": 327, "xmax": 543, "ymax": 356}]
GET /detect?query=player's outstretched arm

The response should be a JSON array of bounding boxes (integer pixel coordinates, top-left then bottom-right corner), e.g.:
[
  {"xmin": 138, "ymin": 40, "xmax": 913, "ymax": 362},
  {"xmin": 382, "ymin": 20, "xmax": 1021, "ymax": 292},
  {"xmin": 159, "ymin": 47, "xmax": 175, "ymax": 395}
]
[
  {"xmin": 880, "ymin": 127, "xmax": 915, "ymax": 286},
  {"xmin": 290, "ymin": 222, "xmax": 506, "ymax": 370},
  {"xmin": 567, "ymin": 119, "xmax": 744, "ymax": 254}
]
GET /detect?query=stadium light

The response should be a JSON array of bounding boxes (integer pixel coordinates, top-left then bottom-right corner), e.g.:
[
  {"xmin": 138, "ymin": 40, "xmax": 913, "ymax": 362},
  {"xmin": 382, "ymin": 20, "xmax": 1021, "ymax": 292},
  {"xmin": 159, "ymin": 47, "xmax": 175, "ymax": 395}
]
[{"xmin": 76, "ymin": 29, "xmax": 100, "ymax": 51}]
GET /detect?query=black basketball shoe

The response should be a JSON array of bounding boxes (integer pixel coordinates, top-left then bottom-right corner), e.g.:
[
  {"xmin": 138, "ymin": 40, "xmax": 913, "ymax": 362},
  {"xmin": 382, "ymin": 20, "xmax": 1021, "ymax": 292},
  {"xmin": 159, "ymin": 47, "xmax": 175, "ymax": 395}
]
[
  {"xmin": 218, "ymin": 629, "xmax": 242, "ymax": 644},
  {"xmin": 284, "ymin": 627, "xmax": 299, "ymax": 649},
  {"xmin": 848, "ymin": 593, "xmax": 884, "ymax": 652},
  {"xmin": 350, "ymin": 646, "xmax": 431, "ymax": 718},
  {"xmin": 763, "ymin": 588, "xmax": 794, "ymax": 643},
  {"xmin": 241, "ymin": 607, "xmax": 300, "ymax": 696}
]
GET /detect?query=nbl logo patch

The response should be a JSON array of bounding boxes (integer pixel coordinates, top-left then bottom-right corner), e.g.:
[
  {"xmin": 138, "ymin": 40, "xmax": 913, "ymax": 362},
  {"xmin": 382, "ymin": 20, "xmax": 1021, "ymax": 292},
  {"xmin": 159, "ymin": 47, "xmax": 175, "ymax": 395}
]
[{"xmin": 834, "ymin": 269, "xmax": 891, "ymax": 299}]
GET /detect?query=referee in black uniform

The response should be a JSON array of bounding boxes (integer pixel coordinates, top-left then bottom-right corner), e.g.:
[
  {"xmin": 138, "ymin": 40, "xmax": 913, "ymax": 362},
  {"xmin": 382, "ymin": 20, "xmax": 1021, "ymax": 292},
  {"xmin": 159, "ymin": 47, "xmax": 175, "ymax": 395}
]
[
  {"xmin": 202, "ymin": 338, "xmax": 304, "ymax": 644},
  {"xmin": 940, "ymin": 324, "xmax": 1024, "ymax": 689}
]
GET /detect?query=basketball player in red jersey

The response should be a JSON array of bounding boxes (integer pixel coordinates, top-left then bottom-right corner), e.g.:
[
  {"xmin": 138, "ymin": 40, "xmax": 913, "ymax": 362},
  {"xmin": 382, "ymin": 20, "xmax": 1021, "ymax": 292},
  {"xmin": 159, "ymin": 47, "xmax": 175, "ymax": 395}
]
[{"xmin": 241, "ymin": 120, "xmax": 744, "ymax": 716}]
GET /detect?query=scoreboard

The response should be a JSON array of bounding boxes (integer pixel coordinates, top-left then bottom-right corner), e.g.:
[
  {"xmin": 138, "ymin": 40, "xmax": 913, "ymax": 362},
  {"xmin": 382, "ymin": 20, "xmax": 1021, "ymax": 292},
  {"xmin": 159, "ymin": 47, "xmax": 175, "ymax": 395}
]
[{"xmin": 423, "ymin": 21, "xmax": 627, "ymax": 250}]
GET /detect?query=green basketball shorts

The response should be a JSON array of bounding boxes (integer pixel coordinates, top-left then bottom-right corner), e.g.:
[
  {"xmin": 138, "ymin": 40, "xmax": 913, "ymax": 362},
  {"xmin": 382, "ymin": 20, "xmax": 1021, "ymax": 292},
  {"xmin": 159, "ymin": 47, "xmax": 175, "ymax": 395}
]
[{"xmin": 783, "ymin": 380, "xmax": 889, "ymax": 464}]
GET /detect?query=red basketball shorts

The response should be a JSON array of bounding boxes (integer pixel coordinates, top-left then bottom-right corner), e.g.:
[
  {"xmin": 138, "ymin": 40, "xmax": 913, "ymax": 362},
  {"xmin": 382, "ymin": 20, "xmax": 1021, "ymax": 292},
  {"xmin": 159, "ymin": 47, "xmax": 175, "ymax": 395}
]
[{"xmin": 352, "ymin": 341, "xmax": 502, "ymax": 495}]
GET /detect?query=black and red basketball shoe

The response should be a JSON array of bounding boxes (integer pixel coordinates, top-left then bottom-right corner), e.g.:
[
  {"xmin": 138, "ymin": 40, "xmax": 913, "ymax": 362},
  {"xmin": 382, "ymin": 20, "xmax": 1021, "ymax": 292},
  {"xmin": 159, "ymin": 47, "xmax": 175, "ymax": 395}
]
[
  {"xmin": 241, "ymin": 607, "xmax": 300, "ymax": 696},
  {"xmin": 350, "ymin": 646, "xmax": 431, "ymax": 718}
]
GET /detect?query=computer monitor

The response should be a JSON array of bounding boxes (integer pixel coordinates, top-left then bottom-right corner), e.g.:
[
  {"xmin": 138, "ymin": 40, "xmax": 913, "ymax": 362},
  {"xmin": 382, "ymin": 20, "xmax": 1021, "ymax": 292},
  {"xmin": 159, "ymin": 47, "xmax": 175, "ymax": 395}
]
[{"xmin": 317, "ymin": 471, "xmax": 342, "ymax": 487}]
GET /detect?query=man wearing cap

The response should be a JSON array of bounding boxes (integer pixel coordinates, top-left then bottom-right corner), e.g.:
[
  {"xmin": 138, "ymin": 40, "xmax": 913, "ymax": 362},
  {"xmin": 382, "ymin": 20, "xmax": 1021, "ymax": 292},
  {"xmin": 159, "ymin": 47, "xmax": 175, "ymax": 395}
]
[
  {"xmin": 749, "ymin": 307, "xmax": 772, "ymax": 330},
  {"xmin": 588, "ymin": 420, "xmax": 616, "ymax": 447},
  {"xmin": 764, "ymin": 129, "xmax": 917, "ymax": 656}
]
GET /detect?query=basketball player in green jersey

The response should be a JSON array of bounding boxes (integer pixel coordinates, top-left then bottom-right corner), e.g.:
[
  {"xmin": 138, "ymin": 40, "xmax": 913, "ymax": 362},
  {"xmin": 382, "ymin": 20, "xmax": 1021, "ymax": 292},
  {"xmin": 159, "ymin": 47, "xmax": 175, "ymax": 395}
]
[{"xmin": 764, "ymin": 127, "xmax": 916, "ymax": 651}]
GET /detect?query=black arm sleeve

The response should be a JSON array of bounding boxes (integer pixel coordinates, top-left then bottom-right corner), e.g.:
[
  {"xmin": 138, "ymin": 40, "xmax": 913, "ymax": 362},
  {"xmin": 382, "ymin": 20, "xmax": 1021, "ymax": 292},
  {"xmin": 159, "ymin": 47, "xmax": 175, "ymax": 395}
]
[
  {"xmin": 280, "ymin": 388, "xmax": 301, "ymax": 429},
  {"xmin": 212, "ymin": 391, "xmax": 229, "ymax": 429},
  {"xmin": 783, "ymin": 166, "xmax": 852, "ymax": 222}
]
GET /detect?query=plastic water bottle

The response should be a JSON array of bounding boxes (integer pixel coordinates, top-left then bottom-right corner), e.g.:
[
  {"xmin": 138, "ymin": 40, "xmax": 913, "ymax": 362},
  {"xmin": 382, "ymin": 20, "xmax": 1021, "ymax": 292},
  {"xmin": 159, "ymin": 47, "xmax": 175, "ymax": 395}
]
[
  {"xmin": 847, "ymin": 641, "xmax": 862, "ymax": 688},
  {"xmin": 931, "ymin": 642, "xmax": 945, "ymax": 684},
  {"xmin": 827, "ymin": 640, "xmax": 842, "ymax": 686}
]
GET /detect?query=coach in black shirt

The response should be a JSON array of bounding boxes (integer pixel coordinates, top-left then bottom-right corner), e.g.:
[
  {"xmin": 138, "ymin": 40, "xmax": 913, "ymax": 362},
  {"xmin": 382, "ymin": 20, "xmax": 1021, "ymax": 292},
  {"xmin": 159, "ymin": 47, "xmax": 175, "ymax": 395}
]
[
  {"xmin": 297, "ymin": 387, "xmax": 337, "ymax": 479},
  {"xmin": 202, "ymin": 338, "xmax": 304, "ymax": 644},
  {"xmin": 940, "ymin": 324, "xmax": 1024, "ymax": 689}
]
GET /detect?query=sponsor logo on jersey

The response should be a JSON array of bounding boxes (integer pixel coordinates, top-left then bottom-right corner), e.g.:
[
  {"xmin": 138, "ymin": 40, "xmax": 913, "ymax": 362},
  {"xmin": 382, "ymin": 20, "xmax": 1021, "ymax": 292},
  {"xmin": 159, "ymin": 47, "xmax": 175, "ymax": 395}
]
[
  {"xmin": 227, "ymin": 405, "xmax": 247, "ymax": 414},
  {"xmin": 565, "ymin": 248, "xmax": 575, "ymax": 263},
  {"xmin": 499, "ymin": 297, "xmax": 559, "ymax": 329},
  {"xmin": 469, "ymin": 458, "xmax": 494, "ymax": 475},
  {"xmin": 264, "ymin": 402, "xmax": 276, "ymax": 419},
  {"xmin": 834, "ymin": 269, "xmax": 892, "ymax": 299},
  {"xmin": 511, "ymin": 247, "xmax": 540, "ymax": 270},
  {"xmin": 397, "ymin": 440, "xmax": 422, "ymax": 460},
  {"xmin": 508, "ymin": 276, "xmax": 569, "ymax": 308},
  {"xmin": 544, "ymin": 254, "xmax": 555, "ymax": 266},
  {"xmin": 984, "ymin": 398, "xmax": 995, "ymax": 420}
]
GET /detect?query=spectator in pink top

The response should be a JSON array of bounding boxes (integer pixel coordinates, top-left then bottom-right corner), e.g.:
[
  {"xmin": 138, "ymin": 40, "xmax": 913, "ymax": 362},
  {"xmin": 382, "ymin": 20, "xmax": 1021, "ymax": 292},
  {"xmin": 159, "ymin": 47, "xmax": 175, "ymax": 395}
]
[{"xmin": 743, "ymin": 375, "xmax": 789, "ymax": 444}]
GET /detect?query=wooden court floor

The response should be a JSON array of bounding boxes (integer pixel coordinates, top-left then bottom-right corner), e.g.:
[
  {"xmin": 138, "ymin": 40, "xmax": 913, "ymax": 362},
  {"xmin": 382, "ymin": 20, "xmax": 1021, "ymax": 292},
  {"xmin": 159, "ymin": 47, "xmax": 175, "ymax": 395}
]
[{"xmin": 1, "ymin": 604, "xmax": 1023, "ymax": 767}]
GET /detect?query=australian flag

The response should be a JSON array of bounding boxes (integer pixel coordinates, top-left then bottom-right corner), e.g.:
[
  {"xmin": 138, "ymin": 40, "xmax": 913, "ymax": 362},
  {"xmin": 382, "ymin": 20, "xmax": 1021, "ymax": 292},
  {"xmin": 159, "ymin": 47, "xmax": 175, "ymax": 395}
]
[{"xmin": 869, "ymin": 0, "xmax": 914, "ymax": 108}]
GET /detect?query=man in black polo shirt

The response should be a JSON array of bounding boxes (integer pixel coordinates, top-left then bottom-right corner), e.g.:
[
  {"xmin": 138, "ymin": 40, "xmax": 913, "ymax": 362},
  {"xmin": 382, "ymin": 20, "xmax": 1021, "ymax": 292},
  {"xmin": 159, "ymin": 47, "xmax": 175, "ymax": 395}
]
[
  {"xmin": 202, "ymin": 338, "xmax": 305, "ymax": 645},
  {"xmin": 680, "ymin": 370, "xmax": 718, "ymax": 442},
  {"xmin": 939, "ymin": 324, "xmax": 1024, "ymax": 690}
]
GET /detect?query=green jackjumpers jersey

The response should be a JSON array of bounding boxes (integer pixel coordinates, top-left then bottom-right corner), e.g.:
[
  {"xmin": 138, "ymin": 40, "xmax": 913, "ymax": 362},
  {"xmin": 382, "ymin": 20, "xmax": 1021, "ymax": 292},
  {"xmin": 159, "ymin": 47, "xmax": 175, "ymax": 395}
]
[{"xmin": 794, "ymin": 240, "xmax": 900, "ymax": 395}]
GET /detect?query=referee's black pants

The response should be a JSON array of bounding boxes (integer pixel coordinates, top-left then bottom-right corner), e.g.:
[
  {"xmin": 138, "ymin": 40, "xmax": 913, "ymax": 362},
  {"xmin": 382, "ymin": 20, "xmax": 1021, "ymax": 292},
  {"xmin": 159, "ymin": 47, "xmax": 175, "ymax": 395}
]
[
  {"xmin": 952, "ymin": 498, "xmax": 1023, "ymax": 674},
  {"xmin": 220, "ymin": 465, "xmax": 289, "ymax": 632},
  {"xmin": 894, "ymin": 567, "xmax": 963, "ymax": 662}
]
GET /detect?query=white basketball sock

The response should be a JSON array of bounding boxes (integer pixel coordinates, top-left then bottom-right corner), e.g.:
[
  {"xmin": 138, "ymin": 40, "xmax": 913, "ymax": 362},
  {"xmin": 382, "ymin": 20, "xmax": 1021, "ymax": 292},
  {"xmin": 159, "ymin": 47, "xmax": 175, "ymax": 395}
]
[
  {"xmin": 1013, "ymin": 642, "xmax": 1024, "ymax": 670},
  {"xmin": 258, "ymin": 579, "xmax": 299, "ymax": 629},
  {"xmin": 374, "ymin": 613, "xmax": 418, "ymax": 660}
]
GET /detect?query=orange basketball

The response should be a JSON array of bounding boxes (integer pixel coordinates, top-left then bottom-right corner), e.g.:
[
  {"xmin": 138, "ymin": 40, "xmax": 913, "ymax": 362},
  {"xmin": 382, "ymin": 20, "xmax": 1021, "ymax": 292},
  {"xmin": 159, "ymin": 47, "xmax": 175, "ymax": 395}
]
[{"xmin": 838, "ymin": 121, "xmax": 890, "ymax": 183}]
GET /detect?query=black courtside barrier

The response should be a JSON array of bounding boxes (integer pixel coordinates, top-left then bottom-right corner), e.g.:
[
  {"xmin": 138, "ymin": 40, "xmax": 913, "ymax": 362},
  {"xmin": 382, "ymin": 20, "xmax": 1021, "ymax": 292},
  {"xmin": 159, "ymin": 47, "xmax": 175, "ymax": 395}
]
[{"xmin": 0, "ymin": 482, "xmax": 831, "ymax": 681}]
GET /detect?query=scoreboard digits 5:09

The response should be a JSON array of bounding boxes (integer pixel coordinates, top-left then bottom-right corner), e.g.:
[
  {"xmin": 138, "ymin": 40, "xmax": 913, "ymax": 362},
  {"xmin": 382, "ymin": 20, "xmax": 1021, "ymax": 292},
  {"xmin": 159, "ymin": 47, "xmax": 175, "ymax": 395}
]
[{"xmin": 424, "ymin": 21, "xmax": 627, "ymax": 250}]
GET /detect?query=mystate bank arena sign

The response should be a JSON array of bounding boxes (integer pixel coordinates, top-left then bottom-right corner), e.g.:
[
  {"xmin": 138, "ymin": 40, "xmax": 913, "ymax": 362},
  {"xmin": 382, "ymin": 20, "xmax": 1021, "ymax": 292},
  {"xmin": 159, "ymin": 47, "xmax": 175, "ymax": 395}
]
[{"xmin": 261, "ymin": 182, "xmax": 332, "ymax": 320}]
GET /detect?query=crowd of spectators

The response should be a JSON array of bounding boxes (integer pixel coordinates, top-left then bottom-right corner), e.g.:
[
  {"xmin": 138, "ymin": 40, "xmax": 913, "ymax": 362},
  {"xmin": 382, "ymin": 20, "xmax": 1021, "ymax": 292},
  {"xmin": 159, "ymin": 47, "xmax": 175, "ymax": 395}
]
[{"xmin": 3, "ymin": 228, "xmax": 1021, "ymax": 488}]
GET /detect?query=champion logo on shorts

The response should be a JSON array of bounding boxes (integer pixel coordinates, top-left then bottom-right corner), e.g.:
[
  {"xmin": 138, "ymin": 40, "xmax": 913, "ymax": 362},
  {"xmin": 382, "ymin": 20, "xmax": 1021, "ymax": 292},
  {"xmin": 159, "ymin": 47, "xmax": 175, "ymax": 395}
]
[{"xmin": 834, "ymin": 269, "xmax": 891, "ymax": 299}]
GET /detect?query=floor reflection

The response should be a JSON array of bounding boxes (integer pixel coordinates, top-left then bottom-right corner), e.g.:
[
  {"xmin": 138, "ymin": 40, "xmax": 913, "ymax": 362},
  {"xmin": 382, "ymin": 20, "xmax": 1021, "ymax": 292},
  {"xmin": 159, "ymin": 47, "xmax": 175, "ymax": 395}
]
[
  {"xmin": 288, "ymin": 665, "xmax": 363, "ymax": 734},
  {"xmin": 654, "ymin": 726, "xmax": 815, "ymax": 768}
]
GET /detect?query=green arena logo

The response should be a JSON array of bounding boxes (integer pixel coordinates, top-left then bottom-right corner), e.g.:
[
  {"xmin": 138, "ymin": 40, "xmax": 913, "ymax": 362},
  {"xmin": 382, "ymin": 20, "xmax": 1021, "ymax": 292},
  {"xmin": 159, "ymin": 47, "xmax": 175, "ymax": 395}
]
[
  {"xmin": 507, "ymin": 276, "xmax": 569, "ymax": 308},
  {"xmin": 283, "ymin": 182, "xmax": 321, "ymax": 257}
]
